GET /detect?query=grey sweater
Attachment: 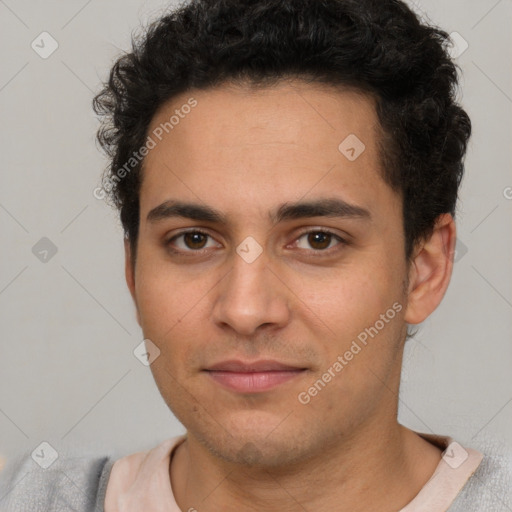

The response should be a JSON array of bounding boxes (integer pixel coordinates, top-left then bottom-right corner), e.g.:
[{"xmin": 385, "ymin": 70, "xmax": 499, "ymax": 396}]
[
  {"xmin": 1, "ymin": 438, "xmax": 511, "ymax": 511},
  {"xmin": 0, "ymin": 453, "xmax": 113, "ymax": 511}
]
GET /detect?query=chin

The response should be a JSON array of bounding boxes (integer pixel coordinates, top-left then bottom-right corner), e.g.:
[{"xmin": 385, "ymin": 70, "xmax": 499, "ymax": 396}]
[{"xmin": 191, "ymin": 416, "xmax": 317, "ymax": 469}]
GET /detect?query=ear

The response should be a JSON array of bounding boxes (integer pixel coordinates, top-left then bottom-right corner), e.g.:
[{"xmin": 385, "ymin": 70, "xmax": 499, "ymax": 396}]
[
  {"xmin": 404, "ymin": 213, "xmax": 457, "ymax": 325},
  {"xmin": 124, "ymin": 237, "xmax": 141, "ymax": 327}
]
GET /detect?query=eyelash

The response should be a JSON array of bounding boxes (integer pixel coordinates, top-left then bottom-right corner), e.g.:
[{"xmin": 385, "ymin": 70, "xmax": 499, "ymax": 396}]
[{"xmin": 165, "ymin": 228, "xmax": 347, "ymax": 256}]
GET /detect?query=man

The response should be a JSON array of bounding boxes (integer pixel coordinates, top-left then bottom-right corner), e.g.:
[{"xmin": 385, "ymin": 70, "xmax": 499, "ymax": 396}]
[{"xmin": 1, "ymin": 0, "xmax": 511, "ymax": 510}]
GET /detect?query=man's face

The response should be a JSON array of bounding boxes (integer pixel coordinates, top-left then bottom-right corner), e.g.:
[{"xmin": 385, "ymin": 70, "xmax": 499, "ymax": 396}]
[{"xmin": 127, "ymin": 80, "xmax": 410, "ymax": 465}]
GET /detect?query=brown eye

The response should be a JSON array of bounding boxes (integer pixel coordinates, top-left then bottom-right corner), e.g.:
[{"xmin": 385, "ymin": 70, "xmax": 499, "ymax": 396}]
[
  {"xmin": 295, "ymin": 230, "xmax": 344, "ymax": 252},
  {"xmin": 183, "ymin": 232, "xmax": 208, "ymax": 249},
  {"xmin": 167, "ymin": 230, "xmax": 221, "ymax": 253},
  {"xmin": 307, "ymin": 232, "xmax": 331, "ymax": 250}
]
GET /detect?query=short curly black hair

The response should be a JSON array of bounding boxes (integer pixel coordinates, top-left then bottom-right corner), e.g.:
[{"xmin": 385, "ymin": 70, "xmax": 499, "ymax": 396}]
[{"xmin": 93, "ymin": 0, "xmax": 470, "ymax": 263}]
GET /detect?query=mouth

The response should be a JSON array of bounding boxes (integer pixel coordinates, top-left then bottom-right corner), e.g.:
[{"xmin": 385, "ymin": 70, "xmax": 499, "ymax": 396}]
[{"xmin": 204, "ymin": 360, "xmax": 308, "ymax": 393}]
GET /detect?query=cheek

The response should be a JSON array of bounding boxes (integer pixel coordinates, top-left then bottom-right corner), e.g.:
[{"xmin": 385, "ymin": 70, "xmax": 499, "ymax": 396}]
[
  {"xmin": 135, "ymin": 274, "xmax": 179, "ymax": 338},
  {"xmin": 289, "ymin": 259, "xmax": 402, "ymax": 342},
  {"xmin": 291, "ymin": 256, "xmax": 406, "ymax": 398},
  {"xmin": 134, "ymin": 247, "xmax": 209, "ymax": 333},
  {"xmin": 293, "ymin": 267, "xmax": 405, "ymax": 417},
  {"xmin": 133, "ymin": 259, "xmax": 212, "ymax": 371}
]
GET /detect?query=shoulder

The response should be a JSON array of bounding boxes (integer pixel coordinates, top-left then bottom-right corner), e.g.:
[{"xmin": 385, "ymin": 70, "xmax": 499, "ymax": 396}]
[
  {"xmin": 0, "ymin": 449, "xmax": 114, "ymax": 512},
  {"xmin": 450, "ymin": 435, "xmax": 512, "ymax": 511}
]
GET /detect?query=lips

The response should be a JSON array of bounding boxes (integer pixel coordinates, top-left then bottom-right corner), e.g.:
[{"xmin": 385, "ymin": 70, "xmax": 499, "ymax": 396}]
[
  {"xmin": 206, "ymin": 360, "xmax": 304, "ymax": 372},
  {"xmin": 204, "ymin": 359, "xmax": 307, "ymax": 393}
]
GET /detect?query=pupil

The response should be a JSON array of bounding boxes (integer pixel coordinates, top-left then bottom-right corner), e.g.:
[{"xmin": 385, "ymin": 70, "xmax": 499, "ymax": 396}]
[
  {"xmin": 185, "ymin": 232, "xmax": 207, "ymax": 249},
  {"xmin": 308, "ymin": 232, "xmax": 330, "ymax": 250}
]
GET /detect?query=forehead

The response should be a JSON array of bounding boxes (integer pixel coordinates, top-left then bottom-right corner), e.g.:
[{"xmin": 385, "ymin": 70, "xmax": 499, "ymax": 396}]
[
  {"xmin": 139, "ymin": 80, "xmax": 396, "ymax": 225},
  {"xmin": 147, "ymin": 80, "xmax": 379, "ymax": 156}
]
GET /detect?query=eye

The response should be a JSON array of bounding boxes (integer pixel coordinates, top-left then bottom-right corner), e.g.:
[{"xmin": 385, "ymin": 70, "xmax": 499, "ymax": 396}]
[
  {"xmin": 166, "ymin": 230, "xmax": 221, "ymax": 252},
  {"xmin": 294, "ymin": 230, "xmax": 345, "ymax": 251},
  {"xmin": 165, "ymin": 228, "xmax": 346, "ymax": 256}
]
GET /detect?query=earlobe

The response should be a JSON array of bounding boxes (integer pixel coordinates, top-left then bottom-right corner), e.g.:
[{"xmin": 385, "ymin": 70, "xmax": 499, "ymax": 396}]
[
  {"xmin": 124, "ymin": 238, "xmax": 141, "ymax": 326},
  {"xmin": 404, "ymin": 213, "xmax": 456, "ymax": 325}
]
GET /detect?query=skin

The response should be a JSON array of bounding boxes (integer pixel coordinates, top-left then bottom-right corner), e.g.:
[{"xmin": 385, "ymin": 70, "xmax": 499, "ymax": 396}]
[{"xmin": 124, "ymin": 79, "xmax": 456, "ymax": 511}]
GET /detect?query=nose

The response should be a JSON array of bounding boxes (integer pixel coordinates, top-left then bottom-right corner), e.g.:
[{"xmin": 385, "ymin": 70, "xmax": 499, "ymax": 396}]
[{"xmin": 211, "ymin": 249, "xmax": 291, "ymax": 337}]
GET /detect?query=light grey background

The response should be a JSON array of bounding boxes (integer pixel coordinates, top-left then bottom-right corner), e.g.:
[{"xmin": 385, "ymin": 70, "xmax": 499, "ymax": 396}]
[{"xmin": 0, "ymin": 0, "xmax": 511, "ymax": 466}]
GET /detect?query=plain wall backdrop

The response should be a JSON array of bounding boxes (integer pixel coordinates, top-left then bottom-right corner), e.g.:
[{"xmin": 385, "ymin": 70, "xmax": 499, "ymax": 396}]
[{"xmin": 0, "ymin": 0, "xmax": 511, "ymax": 466}]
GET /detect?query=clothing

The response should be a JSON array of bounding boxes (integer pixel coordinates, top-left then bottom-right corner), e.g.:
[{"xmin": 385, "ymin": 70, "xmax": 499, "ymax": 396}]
[
  {"xmin": 0, "ymin": 451, "xmax": 113, "ymax": 511},
  {"xmin": 1, "ymin": 432, "xmax": 511, "ymax": 511}
]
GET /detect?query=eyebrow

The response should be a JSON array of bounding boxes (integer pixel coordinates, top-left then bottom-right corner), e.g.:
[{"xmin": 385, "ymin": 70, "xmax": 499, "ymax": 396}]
[{"xmin": 146, "ymin": 198, "xmax": 371, "ymax": 225}]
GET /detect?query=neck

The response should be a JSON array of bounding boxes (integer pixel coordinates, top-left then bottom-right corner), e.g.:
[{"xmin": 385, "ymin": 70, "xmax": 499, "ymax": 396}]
[{"xmin": 170, "ymin": 418, "xmax": 442, "ymax": 512}]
